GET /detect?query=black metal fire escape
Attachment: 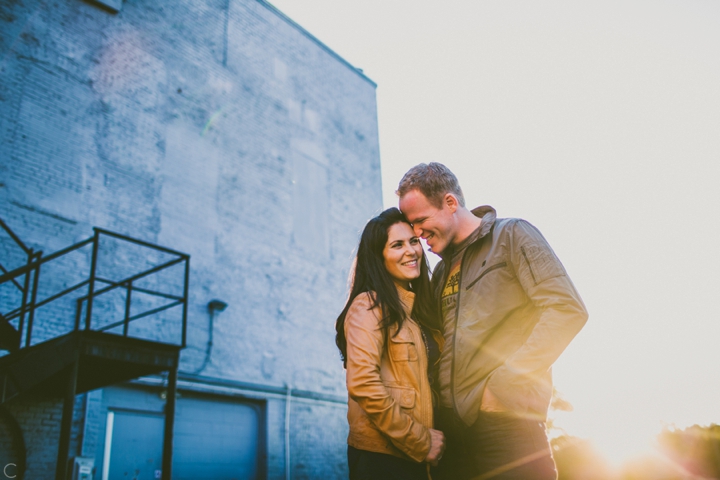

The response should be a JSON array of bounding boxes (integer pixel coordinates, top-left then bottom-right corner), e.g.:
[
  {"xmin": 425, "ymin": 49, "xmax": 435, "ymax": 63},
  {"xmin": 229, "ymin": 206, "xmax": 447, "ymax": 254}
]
[{"xmin": 0, "ymin": 217, "xmax": 190, "ymax": 480}]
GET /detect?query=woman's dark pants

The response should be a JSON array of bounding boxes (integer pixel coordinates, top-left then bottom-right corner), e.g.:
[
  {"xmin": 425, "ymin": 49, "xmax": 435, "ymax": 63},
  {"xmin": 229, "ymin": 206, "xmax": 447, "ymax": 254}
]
[
  {"xmin": 433, "ymin": 407, "xmax": 557, "ymax": 480},
  {"xmin": 348, "ymin": 446, "xmax": 427, "ymax": 480}
]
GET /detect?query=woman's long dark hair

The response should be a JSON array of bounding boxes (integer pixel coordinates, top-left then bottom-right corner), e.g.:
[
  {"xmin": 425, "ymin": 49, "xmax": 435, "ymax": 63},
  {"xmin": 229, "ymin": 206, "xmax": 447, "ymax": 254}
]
[{"xmin": 335, "ymin": 207, "xmax": 439, "ymax": 367}]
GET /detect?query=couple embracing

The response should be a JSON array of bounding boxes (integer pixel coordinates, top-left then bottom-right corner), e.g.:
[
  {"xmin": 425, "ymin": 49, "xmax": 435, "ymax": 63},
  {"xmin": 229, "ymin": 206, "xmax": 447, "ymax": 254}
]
[{"xmin": 336, "ymin": 163, "xmax": 588, "ymax": 480}]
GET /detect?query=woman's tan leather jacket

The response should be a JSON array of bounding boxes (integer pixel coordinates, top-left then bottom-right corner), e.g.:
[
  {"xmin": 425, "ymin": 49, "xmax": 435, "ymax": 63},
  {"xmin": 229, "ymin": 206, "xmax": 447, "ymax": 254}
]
[{"xmin": 344, "ymin": 286, "xmax": 439, "ymax": 463}]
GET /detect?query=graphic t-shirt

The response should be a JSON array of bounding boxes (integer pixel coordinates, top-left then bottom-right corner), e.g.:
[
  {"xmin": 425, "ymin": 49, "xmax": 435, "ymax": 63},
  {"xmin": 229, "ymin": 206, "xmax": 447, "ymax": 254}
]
[
  {"xmin": 437, "ymin": 224, "xmax": 484, "ymax": 408},
  {"xmin": 442, "ymin": 261, "xmax": 461, "ymax": 304},
  {"xmin": 438, "ymin": 255, "xmax": 462, "ymax": 407}
]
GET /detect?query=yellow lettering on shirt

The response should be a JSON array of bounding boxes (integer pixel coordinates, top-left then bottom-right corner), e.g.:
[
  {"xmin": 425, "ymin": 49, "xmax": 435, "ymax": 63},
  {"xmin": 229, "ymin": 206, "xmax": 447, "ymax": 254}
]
[{"xmin": 442, "ymin": 262, "xmax": 461, "ymax": 298}]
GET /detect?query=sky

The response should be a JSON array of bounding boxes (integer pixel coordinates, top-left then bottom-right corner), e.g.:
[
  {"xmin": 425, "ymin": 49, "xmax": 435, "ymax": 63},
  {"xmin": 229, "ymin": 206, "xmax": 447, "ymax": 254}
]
[{"xmin": 269, "ymin": 0, "xmax": 720, "ymax": 465}]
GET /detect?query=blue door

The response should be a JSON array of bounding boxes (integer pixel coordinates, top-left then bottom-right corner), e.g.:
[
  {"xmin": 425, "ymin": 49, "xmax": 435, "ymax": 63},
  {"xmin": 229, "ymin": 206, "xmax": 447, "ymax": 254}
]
[
  {"xmin": 107, "ymin": 410, "xmax": 164, "ymax": 480},
  {"xmin": 102, "ymin": 387, "xmax": 264, "ymax": 480},
  {"xmin": 173, "ymin": 396, "xmax": 263, "ymax": 479}
]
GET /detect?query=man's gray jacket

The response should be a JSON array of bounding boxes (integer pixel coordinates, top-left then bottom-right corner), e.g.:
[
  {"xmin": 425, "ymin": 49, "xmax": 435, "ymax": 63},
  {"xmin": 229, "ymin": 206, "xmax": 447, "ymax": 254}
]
[{"xmin": 432, "ymin": 206, "xmax": 588, "ymax": 426}]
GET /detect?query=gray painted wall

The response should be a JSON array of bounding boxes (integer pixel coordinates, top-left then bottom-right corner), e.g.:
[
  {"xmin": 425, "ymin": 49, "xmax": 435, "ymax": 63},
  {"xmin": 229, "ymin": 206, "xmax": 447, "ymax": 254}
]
[{"xmin": 0, "ymin": 0, "xmax": 382, "ymax": 477}]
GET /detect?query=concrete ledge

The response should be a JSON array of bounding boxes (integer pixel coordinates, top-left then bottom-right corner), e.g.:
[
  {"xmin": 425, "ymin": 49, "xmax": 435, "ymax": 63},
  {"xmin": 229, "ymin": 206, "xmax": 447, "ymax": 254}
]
[{"xmin": 130, "ymin": 372, "xmax": 347, "ymax": 404}]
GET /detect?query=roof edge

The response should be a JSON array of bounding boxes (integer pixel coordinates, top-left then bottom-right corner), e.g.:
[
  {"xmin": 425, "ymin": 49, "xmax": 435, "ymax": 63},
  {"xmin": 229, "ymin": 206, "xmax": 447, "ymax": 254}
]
[{"xmin": 256, "ymin": 0, "xmax": 377, "ymax": 88}]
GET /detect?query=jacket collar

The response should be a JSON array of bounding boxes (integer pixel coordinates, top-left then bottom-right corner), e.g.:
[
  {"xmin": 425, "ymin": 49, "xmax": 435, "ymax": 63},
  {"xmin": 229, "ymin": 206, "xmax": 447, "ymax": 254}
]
[
  {"xmin": 439, "ymin": 205, "xmax": 497, "ymax": 260},
  {"xmin": 471, "ymin": 205, "xmax": 497, "ymax": 237},
  {"xmin": 396, "ymin": 284, "xmax": 415, "ymax": 316}
]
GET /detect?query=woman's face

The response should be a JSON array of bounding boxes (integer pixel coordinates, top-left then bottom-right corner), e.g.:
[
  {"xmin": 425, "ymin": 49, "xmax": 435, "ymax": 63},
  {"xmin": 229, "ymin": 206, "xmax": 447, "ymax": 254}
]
[{"xmin": 383, "ymin": 222, "xmax": 423, "ymax": 289}]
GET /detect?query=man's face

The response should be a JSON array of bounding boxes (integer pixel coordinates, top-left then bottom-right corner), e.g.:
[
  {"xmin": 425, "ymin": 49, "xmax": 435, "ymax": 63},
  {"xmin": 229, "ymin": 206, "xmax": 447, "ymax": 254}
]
[{"xmin": 399, "ymin": 189, "xmax": 457, "ymax": 255}]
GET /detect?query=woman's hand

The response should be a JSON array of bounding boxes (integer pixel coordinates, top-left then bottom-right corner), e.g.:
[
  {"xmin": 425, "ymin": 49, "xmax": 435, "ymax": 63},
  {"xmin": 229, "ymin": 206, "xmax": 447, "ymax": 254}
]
[{"xmin": 424, "ymin": 428, "xmax": 446, "ymax": 466}]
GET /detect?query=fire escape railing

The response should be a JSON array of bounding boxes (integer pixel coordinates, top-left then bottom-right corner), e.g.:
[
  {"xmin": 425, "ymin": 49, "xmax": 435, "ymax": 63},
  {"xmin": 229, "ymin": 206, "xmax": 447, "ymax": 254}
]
[
  {"xmin": 0, "ymin": 225, "xmax": 189, "ymax": 351},
  {"xmin": 0, "ymin": 218, "xmax": 41, "ymax": 352}
]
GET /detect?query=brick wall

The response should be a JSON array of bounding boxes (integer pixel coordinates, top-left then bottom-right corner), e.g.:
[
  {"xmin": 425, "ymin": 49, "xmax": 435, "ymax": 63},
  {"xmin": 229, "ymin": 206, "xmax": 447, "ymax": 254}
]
[
  {"xmin": 4, "ymin": 394, "xmax": 85, "ymax": 479},
  {"xmin": 1, "ymin": 0, "xmax": 381, "ymax": 477}
]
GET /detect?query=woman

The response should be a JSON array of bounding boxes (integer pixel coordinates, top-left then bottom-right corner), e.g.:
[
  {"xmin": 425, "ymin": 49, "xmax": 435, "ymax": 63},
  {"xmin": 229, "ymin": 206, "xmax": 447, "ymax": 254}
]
[{"xmin": 336, "ymin": 207, "xmax": 445, "ymax": 480}]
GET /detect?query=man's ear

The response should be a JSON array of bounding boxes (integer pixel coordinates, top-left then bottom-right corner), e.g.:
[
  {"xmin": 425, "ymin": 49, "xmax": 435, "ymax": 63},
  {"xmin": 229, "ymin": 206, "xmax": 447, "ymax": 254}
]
[{"xmin": 444, "ymin": 193, "xmax": 459, "ymax": 213}]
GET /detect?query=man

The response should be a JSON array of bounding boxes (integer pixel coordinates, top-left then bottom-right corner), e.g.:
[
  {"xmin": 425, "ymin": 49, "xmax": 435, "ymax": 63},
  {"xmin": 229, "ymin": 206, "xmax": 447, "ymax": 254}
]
[{"xmin": 397, "ymin": 163, "xmax": 588, "ymax": 480}]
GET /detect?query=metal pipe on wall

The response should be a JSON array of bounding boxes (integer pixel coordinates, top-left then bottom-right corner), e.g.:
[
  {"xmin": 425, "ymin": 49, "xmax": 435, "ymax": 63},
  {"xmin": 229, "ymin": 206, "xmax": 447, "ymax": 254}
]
[{"xmin": 285, "ymin": 384, "xmax": 292, "ymax": 480}]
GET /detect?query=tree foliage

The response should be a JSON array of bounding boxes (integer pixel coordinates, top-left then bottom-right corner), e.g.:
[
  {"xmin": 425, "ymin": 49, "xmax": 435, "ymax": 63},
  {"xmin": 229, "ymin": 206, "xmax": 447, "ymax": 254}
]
[
  {"xmin": 547, "ymin": 390, "xmax": 720, "ymax": 478},
  {"xmin": 657, "ymin": 423, "xmax": 720, "ymax": 479}
]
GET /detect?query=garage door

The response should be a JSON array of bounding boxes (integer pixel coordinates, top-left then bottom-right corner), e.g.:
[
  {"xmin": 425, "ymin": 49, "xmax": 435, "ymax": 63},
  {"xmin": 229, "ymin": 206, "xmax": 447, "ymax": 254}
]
[
  {"xmin": 102, "ymin": 388, "xmax": 264, "ymax": 480},
  {"xmin": 106, "ymin": 410, "xmax": 164, "ymax": 480},
  {"xmin": 173, "ymin": 395, "xmax": 263, "ymax": 479}
]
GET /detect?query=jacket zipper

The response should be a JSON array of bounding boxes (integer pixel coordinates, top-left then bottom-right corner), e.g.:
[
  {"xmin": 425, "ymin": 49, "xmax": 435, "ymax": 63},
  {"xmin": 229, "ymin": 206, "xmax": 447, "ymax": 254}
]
[
  {"xmin": 464, "ymin": 261, "xmax": 507, "ymax": 290},
  {"xmin": 412, "ymin": 319, "xmax": 432, "ymax": 428},
  {"xmin": 520, "ymin": 246, "xmax": 537, "ymax": 285},
  {"xmin": 449, "ymin": 250, "xmax": 469, "ymax": 419},
  {"xmin": 448, "ymin": 218, "xmax": 495, "ymax": 421}
]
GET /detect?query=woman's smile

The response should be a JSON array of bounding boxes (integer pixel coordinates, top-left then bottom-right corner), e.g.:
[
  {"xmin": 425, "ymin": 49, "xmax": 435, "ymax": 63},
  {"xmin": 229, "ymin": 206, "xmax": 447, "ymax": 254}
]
[{"xmin": 384, "ymin": 222, "xmax": 424, "ymax": 288}]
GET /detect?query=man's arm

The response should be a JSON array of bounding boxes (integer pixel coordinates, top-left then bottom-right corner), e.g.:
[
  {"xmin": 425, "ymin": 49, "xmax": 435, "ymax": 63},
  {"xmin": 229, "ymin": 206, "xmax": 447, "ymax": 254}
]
[{"xmin": 485, "ymin": 219, "xmax": 588, "ymax": 414}]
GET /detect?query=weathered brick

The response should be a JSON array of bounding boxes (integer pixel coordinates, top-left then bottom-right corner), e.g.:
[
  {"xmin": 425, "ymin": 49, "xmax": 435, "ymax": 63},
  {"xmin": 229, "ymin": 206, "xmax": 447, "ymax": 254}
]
[{"xmin": 1, "ymin": 0, "xmax": 379, "ymax": 478}]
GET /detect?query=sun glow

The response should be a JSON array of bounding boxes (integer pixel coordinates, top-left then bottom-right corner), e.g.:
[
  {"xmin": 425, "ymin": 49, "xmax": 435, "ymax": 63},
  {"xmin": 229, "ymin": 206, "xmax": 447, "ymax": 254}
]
[
  {"xmin": 551, "ymin": 410, "xmax": 659, "ymax": 467},
  {"xmin": 594, "ymin": 428, "xmax": 657, "ymax": 468}
]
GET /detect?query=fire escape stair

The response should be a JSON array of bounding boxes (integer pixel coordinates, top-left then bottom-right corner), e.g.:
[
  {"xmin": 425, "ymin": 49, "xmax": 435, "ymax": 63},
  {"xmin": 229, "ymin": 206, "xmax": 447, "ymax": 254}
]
[
  {"xmin": 0, "ymin": 330, "xmax": 180, "ymax": 403},
  {"xmin": 0, "ymin": 218, "xmax": 189, "ymax": 479},
  {"xmin": 0, "ymin": 312, "xmax": 20, "ymax": 352}
]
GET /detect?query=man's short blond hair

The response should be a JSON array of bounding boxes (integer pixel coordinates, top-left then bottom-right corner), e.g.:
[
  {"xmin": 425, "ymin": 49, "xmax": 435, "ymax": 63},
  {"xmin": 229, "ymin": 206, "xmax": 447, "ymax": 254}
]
[{"xmin": 396, "ymin": 162, "xmax": 465, "ymax": 208}]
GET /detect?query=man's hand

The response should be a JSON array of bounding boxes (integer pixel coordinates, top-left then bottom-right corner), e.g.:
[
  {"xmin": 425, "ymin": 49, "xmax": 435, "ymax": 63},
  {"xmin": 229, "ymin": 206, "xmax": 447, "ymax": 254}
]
[
  {"xmin": 424, "ymin": 428, "xmax": 446, "ymax": 466},
  {"xmin": 480, "ymin": 387, "xmax": 508, "ymax": 413}
]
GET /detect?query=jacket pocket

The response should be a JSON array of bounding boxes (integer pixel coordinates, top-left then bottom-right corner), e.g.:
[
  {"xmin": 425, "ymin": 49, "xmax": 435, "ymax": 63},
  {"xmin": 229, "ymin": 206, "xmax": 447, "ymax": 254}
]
[
  {"xmin": 465, "ymin": 261, "xmax": 507, "ymax": 290},
  {"xmin": 520, "ymin": 244, "xmax": 565, "ymax": 286},
  {"xmin": 386, "ymin": 385, "xmax": 416, "ymax": 409},
  {"xmin": 388, "ymin": 332, "xmax": 418, "ymax": 362}
]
